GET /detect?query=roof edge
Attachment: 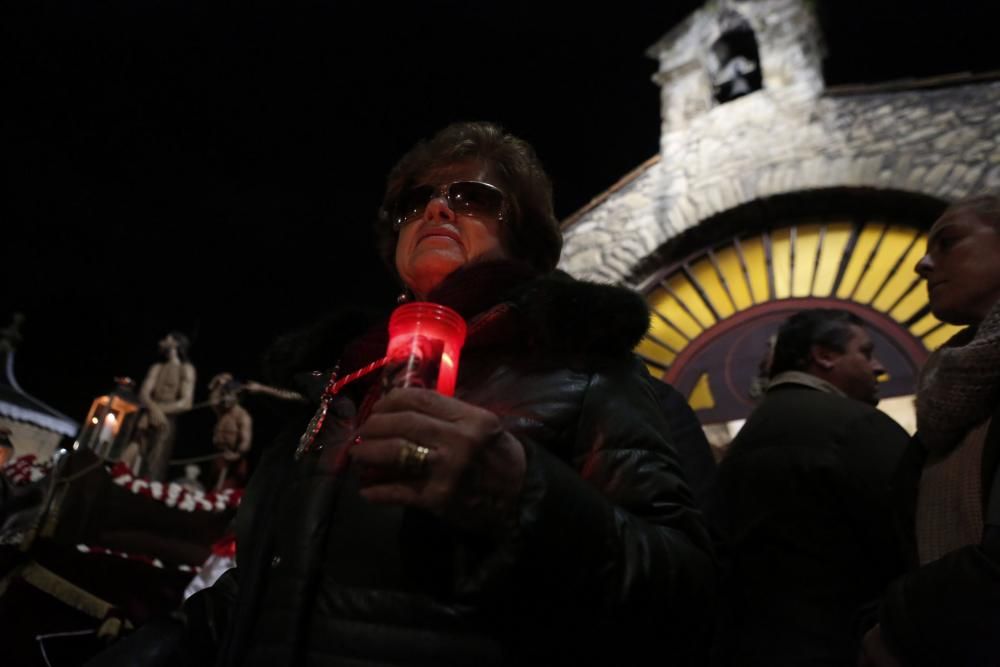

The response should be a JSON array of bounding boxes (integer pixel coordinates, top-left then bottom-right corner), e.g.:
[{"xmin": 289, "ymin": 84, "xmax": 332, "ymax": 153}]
[
  {"xmin": 824, "ymin": 69, "xmax": 1000, "ymax": 97},
  {"xmin": 561, "ymin": 154, "xmax": 661, "ymax": 232}
]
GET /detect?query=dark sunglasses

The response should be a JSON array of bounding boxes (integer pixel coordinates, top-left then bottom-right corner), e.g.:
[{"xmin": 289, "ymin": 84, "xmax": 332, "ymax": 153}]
[{"xmin": 392, "ymin": 180, "xmax": 505, "ymax": 230}]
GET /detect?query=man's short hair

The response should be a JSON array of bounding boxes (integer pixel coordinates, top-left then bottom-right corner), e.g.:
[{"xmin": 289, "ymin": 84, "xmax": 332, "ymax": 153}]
[{"xmin": 768, "ymin": 309, "xmax": 864, "ymax": 378}]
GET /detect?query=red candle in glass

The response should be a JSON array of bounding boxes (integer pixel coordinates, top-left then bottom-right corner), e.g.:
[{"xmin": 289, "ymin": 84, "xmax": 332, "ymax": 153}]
[{"xmin": 385, "ymin": 303, "xmax": 467, "ymax": 396}]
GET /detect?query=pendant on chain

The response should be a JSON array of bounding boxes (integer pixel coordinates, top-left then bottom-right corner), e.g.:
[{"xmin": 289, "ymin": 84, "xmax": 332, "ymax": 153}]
[{"xmin": 294, "ymin": 368, "xmax": 339, "ymax": 460}]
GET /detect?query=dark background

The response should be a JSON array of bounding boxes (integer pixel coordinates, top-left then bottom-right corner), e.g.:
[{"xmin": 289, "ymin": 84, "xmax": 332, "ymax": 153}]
[{"xmin": 4, "ymin": 1, "xmax": 998, "ymax": 447}]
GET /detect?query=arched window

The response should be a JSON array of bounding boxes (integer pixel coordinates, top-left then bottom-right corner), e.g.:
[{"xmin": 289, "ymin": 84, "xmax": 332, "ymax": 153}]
[
  {"xmin": 708, "ymin": 9, "xmax": 763, "ymax": 104},
  {"xmin": 634, "ymin": 190, "xmax": 949, "ymax": 448}
]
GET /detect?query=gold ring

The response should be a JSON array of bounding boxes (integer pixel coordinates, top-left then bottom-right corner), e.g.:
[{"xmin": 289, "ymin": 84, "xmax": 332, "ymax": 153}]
[{"xmin": 398, "ymin": 443, "xmax": 431, "ymax": 474}]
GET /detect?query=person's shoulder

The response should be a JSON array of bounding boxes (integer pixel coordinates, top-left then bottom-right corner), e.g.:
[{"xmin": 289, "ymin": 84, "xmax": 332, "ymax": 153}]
[
  {"xmin": 765, "ymin": 384, "xmax": 874, "ymax": 417},
  {"xmin": 647, "ymin": 376, "xmax": 691, "ymax": 414},
  {"xmin": 845, "ymin": 401, "xmax": 909, "ymax": 440},
  {"xmin": 771, "ymin": 388, "xmax": 909, "ymax": 452},
  {"xmin": 515, "ymin": 273, "xmax": 649, "ymax": 363},
  {"xmin": 733, "ymin": 387, "xmax": 902, "ymax": 453}
]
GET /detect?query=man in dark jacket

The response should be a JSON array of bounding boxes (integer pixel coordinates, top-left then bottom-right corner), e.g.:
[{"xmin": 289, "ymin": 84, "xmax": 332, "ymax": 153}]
[{"xmin": 715, "ymin": 309, "xmax": 909, "ymax": 666}]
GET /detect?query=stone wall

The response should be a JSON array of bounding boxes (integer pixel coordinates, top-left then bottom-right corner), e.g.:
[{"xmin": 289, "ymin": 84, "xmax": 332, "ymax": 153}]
[{"xmin": 562, "ymin": 81, "xmax": 1000, "ymax": 285}]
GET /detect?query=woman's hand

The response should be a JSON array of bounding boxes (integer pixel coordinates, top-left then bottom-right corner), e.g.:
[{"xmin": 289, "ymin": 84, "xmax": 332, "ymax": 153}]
[{"xmin": 351, "ymin": 387, "xmax": 526, "ymax": 537}]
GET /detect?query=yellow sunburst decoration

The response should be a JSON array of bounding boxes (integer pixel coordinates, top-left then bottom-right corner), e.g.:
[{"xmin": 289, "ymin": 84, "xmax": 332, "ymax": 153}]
[{"xmin": 637, "ymin": 222, "xmax": 960, "ymax": 379}]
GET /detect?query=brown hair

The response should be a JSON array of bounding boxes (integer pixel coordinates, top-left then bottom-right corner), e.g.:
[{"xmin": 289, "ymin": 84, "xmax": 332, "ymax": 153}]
[
  {"xmin": 375, "ymin": 121, "xmax": 562, "ymax": 280},
  {"xmin": 942, "ymin": 189, "xmax": 1000, "ymax": 229}
]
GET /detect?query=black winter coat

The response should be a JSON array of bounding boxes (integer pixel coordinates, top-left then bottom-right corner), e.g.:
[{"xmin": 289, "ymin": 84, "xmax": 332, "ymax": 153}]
[
  {"xmin": 101, "ymin": 265, "xmax": 718, "ymax": 666},
  {"xmin": 715, "ymin": 382, "xmax": 909, "ymax": 666}
]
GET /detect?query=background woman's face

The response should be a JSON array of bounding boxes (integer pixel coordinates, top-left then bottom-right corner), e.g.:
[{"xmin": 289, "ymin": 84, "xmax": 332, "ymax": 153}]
[
  {"xmin": 916, "ymin": 207, "xmax": 1000, "ymax": 324},
  {"xmin": 394, "ymin": 160, "xmax": 508, "ymax": 299}
]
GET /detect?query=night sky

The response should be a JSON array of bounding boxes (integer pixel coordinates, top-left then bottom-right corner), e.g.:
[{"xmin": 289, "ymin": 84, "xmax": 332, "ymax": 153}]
[{"xmin": 4, "ymin": 0, "xmax": 998, "ymax": 438}]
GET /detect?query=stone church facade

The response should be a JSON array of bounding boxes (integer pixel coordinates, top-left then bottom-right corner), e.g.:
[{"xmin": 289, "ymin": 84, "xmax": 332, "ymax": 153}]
[{"xmin": 559, "ymin": 0, "xmax": 1000, "ymax": 445}]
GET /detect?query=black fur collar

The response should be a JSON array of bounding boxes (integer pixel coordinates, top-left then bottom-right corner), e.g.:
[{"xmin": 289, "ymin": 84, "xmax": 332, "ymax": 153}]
[
  {"xmin": 503, "ymin": 268, "xmax": 650, "ymax": 361},
  {"xmin": 338, "ymin": 259, "xmax": 650, "ymax": 372}
]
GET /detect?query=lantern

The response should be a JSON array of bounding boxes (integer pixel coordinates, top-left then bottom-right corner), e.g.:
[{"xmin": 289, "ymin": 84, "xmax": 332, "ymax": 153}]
[
  {"xmin": 385, "ymin": 303, "xmax": 467, "ymax": 397},
  {"xmin": 76, "ymin": 377, "xmax": 141, "ymax": 460}
]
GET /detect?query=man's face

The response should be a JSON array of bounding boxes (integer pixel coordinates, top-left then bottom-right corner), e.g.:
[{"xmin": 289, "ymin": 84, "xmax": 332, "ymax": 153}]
[{"xmin": 822, "ymin": 324, "xmax": 886, "ymax": 406}]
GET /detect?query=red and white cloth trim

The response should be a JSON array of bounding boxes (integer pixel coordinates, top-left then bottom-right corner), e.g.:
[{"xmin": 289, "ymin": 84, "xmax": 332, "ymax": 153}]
[
  {"xmin": 75, "ymin": 544, "xmax": 201, "ymax": 573},
  {"xmin": 108, "ymin": 462, "xmax": 242, "ymax": 512},
  {"xmin": 1, "ymin": 455, "xmax": 242, "ymax": 512},
  {"xmin": 2, "ymin": 454, "xmax": 53, "ymax": 484}
]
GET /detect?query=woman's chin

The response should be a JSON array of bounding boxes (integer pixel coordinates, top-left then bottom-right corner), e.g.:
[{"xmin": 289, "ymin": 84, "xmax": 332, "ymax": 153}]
[
  {"xmin": 929, "ymin": 301, "xmax": 979, "ymax": 326},
  {"xmin": 404, "ymin": 256, "xmax": 467, "ymax": 297}
]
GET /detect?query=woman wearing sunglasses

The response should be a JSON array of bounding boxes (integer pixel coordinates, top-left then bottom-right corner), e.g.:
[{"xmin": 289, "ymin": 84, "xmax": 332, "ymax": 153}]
[{"xmin": 92, "ymin": 122, "xmax": 716, "ymax": 666}]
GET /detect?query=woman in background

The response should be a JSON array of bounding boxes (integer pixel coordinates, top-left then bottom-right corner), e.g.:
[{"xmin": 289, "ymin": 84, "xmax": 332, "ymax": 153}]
[{"xmin": 862, "ymin": 191, "xmax": 1000, "ymax": 666}]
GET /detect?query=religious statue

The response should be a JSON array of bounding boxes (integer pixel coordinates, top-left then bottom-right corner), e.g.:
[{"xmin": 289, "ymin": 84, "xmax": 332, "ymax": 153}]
[
  {"xmin": 207, "ymin": 373, "xmax": 252, "ymax": 491},
  {"xmin": 123, "ymin": 332, "xmax": 196, "ymax": 481},
  {"xmin": 171, "ymin": 463, "xmax": 206, "ymax": 494}
]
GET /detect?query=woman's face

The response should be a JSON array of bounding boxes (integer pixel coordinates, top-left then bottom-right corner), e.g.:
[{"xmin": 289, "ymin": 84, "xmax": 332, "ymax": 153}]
[
  {"xmin": 394, "ymin": 161, "xmax": 509, "ymax": 299},
  {"xmin": 915, "ymin": 206, "xmax": 1000, "ymax": 325}
]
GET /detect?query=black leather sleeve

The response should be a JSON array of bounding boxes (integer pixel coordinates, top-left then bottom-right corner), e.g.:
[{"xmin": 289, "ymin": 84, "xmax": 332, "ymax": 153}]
[{"xmin": 467, "ymin": 356, "xmax": 717, "ymax": 660}]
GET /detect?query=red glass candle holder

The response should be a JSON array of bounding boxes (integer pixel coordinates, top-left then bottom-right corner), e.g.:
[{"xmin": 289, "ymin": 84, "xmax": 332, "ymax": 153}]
[{"xmin": 385, "ymin": 302, "xmax": 467, "ymax": 396}]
